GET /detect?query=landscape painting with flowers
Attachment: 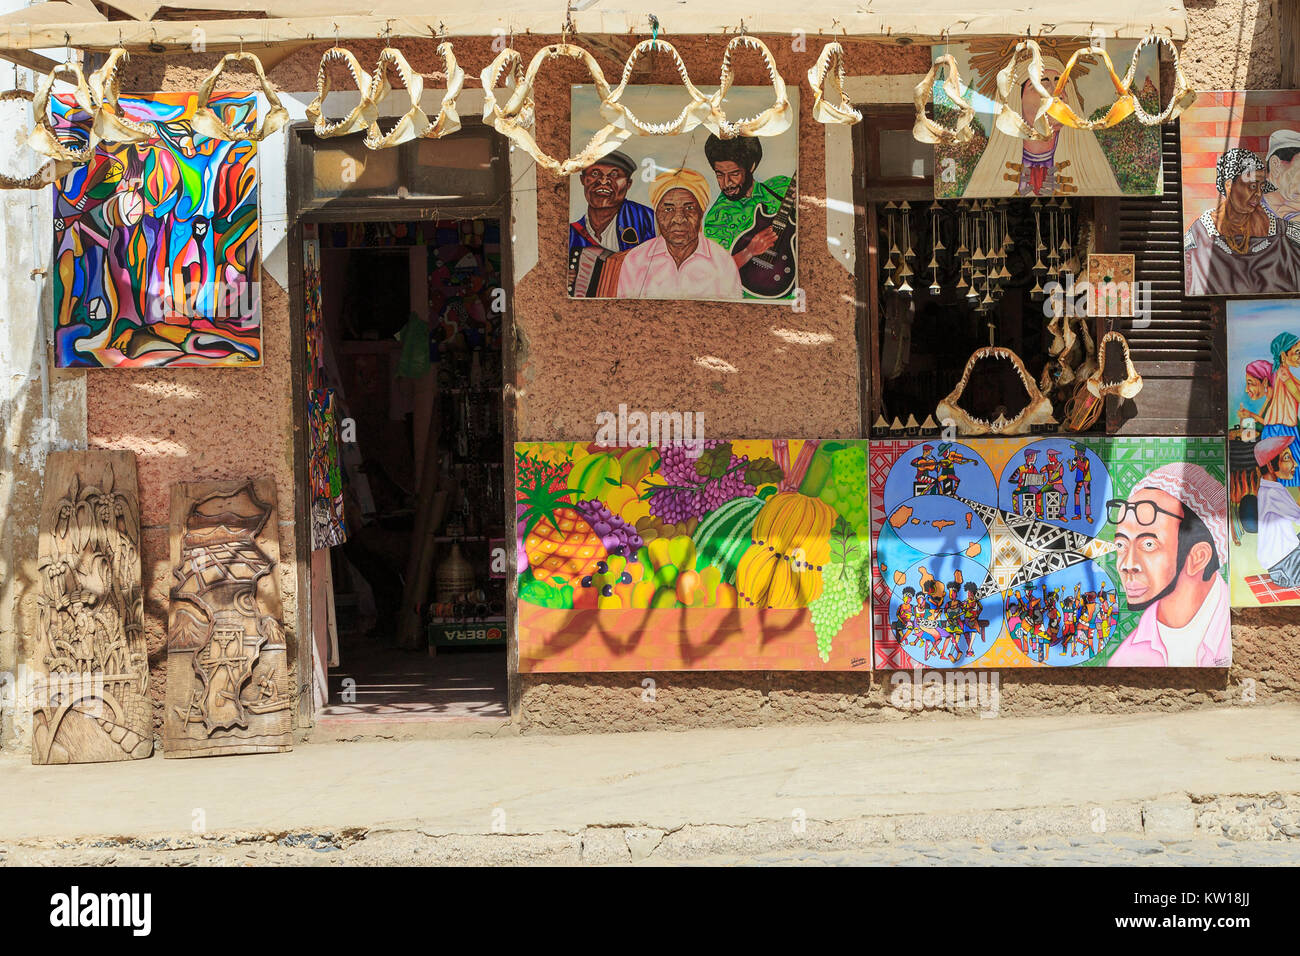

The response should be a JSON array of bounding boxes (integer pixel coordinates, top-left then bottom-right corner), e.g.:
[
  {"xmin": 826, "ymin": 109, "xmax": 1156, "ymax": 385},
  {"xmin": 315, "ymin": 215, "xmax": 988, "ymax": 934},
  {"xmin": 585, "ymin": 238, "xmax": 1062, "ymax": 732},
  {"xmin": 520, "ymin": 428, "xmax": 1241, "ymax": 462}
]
[{"xmin": 513, "ymin": 440, "xmax": 871, "ymax": 672}]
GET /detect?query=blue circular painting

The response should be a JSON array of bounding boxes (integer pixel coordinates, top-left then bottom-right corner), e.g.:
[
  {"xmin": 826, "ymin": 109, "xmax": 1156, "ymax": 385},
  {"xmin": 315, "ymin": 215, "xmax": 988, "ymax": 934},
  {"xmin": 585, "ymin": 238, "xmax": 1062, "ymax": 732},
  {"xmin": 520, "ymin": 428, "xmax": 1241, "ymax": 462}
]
[
  {"xmin": 887, "ymin": 555, "xmax": 1001, "ymax": 669},
  {"xmin": 997, "ymin": 439, "xmax": 1112, "ymax": 541}
]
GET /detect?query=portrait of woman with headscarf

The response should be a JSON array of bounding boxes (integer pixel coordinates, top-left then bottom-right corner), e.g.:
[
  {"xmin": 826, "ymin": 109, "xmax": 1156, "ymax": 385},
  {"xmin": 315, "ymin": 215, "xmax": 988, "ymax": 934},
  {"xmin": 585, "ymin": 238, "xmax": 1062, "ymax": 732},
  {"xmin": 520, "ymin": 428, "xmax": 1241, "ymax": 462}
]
[{"xmin": 1184, "ymin": 148, "xmax": 1300, "ymax": 295}]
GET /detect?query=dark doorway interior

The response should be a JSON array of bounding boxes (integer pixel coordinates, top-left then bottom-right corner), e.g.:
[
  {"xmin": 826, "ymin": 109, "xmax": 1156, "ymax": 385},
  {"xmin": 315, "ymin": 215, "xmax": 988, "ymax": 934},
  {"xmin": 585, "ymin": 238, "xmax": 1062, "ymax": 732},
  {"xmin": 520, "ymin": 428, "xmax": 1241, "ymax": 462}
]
[{"xmin": 309, "ymin": 219, "xmax": 508, "ymax": 722}]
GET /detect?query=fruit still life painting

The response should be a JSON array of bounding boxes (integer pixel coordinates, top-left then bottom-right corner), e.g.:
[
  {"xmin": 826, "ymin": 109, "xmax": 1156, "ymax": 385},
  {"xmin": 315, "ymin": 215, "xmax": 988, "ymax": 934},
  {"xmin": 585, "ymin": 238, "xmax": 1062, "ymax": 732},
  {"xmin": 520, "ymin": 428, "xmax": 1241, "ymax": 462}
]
[{"xmin": 514, "ymin": 440, "xmax": 871, "ymax": 671}]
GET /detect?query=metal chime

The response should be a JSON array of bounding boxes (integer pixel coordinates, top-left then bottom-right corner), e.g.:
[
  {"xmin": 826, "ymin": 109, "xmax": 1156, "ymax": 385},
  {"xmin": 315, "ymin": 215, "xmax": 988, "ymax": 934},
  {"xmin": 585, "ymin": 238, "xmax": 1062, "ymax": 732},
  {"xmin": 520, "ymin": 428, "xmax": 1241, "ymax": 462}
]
[
  {"xmin": 880, "ymin": 195, "xmax": 1081, "ymax": 313},
  {"xmin": 883, "ymin": 200, "xmax": 897, "ymax": 292},
  {"xmin": 1030, "ymin": 198, "xmax": 1046, "ymax": 298},
  {"xmin": 897, "ymin": 200, "xmax": 915, "ymax": 297},
  {"xmin": 927, "ymin": 201, "xmax": 943, "ymax": 294}
]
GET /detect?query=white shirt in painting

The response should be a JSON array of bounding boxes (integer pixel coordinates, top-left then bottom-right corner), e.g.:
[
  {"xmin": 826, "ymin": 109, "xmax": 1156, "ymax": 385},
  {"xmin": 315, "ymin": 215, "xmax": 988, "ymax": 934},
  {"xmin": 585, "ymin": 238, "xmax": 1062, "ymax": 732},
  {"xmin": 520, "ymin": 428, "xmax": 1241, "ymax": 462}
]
[
  {"xmin": 597, "ymin": 215, "xmax": 620, "ymax": 252},
  {"xmin": 1155, "ymin": 574, "xmax": 1226, "ymax": 667},
  {"xmin": 1257, "ymin": 478, "xmax": 1300, "ymax": 569}
]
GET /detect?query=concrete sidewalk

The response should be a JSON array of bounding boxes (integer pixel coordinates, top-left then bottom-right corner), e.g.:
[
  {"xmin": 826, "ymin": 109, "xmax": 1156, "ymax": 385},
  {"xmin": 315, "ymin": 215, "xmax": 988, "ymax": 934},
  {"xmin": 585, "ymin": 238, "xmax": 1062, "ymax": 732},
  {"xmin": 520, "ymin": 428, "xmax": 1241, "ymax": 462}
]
[{"xmin": 1, "ymin": 705, "xmax": 1298, "ymax": 863}]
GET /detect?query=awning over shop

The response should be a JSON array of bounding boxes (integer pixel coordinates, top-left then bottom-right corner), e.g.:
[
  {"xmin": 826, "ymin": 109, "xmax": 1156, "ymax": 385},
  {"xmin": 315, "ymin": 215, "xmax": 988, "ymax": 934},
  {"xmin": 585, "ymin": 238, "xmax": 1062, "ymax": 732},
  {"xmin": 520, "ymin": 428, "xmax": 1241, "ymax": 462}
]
[{"xmin": 0, "ymin": 0, "xmax": 1188, "ymax": 55}]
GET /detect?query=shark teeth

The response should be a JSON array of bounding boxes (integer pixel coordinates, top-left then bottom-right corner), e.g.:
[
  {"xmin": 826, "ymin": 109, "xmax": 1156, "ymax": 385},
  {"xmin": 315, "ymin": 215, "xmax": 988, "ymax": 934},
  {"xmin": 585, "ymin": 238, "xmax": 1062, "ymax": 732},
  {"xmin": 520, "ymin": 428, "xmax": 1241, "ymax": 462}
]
[
  {"xmin": 709, "ymin": 34, "xmax": 791, "ymax": 138},
  {"xmin": 808, "ymin": 42, "xmax": 862, "ymax": 125},
  {"xmin": 603, "ymin": 39, "xmax": 711, "ymax": 136},
  {"xmin": 1087, "ymin": 331, "xmax": 1143, "ymax": 399},
  {"xmin": 936, "ymin": 346, "xmax": 1056, "ymax": 436}
]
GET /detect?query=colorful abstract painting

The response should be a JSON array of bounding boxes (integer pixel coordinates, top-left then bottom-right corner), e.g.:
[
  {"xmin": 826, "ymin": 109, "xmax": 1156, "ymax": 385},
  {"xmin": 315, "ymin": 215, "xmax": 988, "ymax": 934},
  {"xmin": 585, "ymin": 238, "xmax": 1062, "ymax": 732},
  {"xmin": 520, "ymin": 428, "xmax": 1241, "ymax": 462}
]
[
  {"xmin": 870, "ymin": 438, "xmax": 1230, "ymax": 668},
  {"xmin": 514, "ymin": 439, "xmax": 869, "ymax": 671},
  {"xmin": 568, "ymin": 86, "xmax": 798, "ymax": 302},
  {"xmin": 52, "ymin": 92, "xmax": 261, "ymax": 367},
  {"xmin": 1179, "ymin": 91, "xmax": 1300, "ymax": 296},
  {"xmin": 932, "ymin": 40, "xmax": 1162, "ymax": 199},
  {"xmin": 1227, "ymin": 299, "xmax": 1300, "ymax": 605}
]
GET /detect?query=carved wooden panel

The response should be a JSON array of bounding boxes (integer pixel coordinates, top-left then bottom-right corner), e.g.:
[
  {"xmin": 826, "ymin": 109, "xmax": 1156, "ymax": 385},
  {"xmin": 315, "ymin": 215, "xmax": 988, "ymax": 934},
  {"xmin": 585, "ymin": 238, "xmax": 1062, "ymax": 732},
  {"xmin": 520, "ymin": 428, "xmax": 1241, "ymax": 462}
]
[
  {"xmin": 163, "ymin": 478, "xmax": 293, "ymax": 757},
  {"xmin": 33, "ymin": 451, "xmax": 152, "ymax": 764}
]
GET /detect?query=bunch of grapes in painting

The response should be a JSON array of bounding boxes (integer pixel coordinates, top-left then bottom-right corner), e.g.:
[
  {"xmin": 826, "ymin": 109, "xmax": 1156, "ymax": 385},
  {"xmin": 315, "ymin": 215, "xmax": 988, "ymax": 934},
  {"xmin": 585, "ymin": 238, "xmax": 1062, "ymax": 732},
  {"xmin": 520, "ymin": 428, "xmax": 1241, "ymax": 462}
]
[
  {"xmin": 819, "ymin": 443, "xmax": 870, "ymax": 539},
  {"xmin": 573, "ymin": 499, "xmax": 643, "ymax": 560},
  {"xmin": 810, "ymin": 518, "xmax": 870, "ymax": 662},
  {"xmin": 646, "ymin": 440, "xmax": 779, "ymax": 524}
]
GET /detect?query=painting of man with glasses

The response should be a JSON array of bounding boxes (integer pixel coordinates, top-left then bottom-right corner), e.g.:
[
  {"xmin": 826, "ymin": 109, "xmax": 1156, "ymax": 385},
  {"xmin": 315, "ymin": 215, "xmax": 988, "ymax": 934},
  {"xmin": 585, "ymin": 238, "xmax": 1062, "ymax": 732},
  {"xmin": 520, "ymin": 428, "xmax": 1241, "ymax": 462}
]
[{"xmin": 1105, "ymin": 463, "xmax": 1232, "ymax": 666}]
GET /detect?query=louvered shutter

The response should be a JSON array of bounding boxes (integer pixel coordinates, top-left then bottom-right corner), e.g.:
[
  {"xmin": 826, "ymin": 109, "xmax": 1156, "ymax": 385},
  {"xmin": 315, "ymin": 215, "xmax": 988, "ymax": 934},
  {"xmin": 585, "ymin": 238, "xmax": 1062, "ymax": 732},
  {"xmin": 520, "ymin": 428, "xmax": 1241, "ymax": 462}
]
[{"xmin": 1112, "ymin": 123, "xmax": 1226, "ymax": 435}]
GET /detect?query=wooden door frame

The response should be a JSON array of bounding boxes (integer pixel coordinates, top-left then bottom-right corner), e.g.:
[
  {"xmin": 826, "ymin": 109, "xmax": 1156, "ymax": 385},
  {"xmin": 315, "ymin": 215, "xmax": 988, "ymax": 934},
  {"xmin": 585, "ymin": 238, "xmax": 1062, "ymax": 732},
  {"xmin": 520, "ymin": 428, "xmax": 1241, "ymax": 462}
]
[{"xmin": 285, "ymin": 122, "xmax": 516, "ymax": 727}]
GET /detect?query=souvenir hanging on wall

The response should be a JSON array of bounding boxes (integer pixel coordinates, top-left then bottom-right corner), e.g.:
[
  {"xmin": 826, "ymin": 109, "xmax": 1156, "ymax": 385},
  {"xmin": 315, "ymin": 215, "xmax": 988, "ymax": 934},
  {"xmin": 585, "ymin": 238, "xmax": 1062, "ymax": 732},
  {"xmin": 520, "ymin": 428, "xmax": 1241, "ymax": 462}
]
[
  {"xmin": 935, "ymin": 345, "xmax": 1056, "ymax": 435},
  {"xmin": 567, "ymin": 83, "xmax": 798, "ymax": 302},
  {"xmin": 52, "ymin": 91, "xmax": 262, "ymax": 367},
  {"xmin": 1226, "ymin": 298, "xmax": 1300, "ymax": 607},
  {"xmin": 702, "ymin": 34, "xmax": 793, "ymax": 139},
  {"xmin": 482, "ymin": 44, "xmax": 630, "ymax": 175},
  {"xmin": 931, "ymin": 39, "xmax": 1163, "ymax": 199},
  {"xmin": 912, "ymin": 55, "xmax": 974, "ymax": 145},
  {"xmin": 192, "ymin": 51, "xmax": 288, "ymax": 141},
  {"xmin": 514, "ymin": 440, "xmax": 870, "ymax": 672},
  {"xmin": 1179, "ymin": 90, "xmax": 1300, "ymax": 296},
  {"xmin": 28, "ymin": 60, "xmax": 97, "ymax": 165},
  {"xmin": 1086, "ymin": 331, "xmax": 1144, "ymax": 399},
  {"xmin": 0, "ymin": 88, "xmax": 75, "ymax": 188},
  {"xmin": 364, "ymin": 43, "xmax": 464, "ymax": 148},
  {"xmin": 87, "ymin": 49, "xmax": 152, "ymax": 143},
  {"xmin": 807, "ymin": 42, "xmax": 862, "ymax": 126},
  {"xmin": 1044, "ymin": 45, "xmax": 1136, "ymax": 131},
  {"xmin": 1123, "ymin": 35, "xmax": 1197, "ymax": 125},
  {"xmin": 601, "ymin": 38, "xmax": 711, "ymax": 135},
  {"xmin": 870, "ymin": 437, "xmax": 1230, "ymax": 668},
  {"xmin": 306, "ymin": 46, "xmax": 378, "ymax": 138},
  {"xmin": 1087, "ymin": 253, "xmax": 1136, "ymax": 317}
]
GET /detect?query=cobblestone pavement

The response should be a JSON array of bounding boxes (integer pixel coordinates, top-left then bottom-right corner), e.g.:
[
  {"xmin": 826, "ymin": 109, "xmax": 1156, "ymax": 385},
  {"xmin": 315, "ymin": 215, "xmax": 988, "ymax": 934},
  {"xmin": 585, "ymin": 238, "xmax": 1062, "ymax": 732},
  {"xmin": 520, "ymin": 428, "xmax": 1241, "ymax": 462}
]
[
  {"xmin": 2, "ymin": 832, "xmax": 1298, "ymax": 866},
  {"xmin": 675, "ymin": 836, "xmax": 1300, "ymax": 866}
]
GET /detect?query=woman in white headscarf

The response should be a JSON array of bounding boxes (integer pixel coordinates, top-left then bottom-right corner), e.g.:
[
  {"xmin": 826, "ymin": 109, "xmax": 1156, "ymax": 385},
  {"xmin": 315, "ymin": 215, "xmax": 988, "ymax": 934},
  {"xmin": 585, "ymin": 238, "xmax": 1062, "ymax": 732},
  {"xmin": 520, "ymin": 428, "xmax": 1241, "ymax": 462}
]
[{"xmin": 966, "ymin": 54, "xmax": 1122, "ymax": 198}]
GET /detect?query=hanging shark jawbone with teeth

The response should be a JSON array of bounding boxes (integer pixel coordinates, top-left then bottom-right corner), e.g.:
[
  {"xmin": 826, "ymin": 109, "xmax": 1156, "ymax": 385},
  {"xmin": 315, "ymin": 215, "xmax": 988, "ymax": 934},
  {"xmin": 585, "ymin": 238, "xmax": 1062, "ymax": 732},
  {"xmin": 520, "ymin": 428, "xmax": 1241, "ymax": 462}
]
[
  {"xmin": 1087, "ymin": 331, "xmax": 1143, "ymax": 399},
  {"xmin": 935, "ymin": 345, "xmax": 1056, "ymax": 436},
  {"xmin": 808, "ymin": 42, "xmax": 862, "ymax": 126},
  {"xmin": 601, "ymin": 39, "xmax": 711, "ymax": 136},
  {"xmin": 306, "ymin": 46, "xmax": 378, "ymax": 139},
  {"xmin": 481, "ymin": 43, "xmax": 630, "ymax": 175},
  {"xmin": 704, "ymin": 34, "xmax": 793, "ymax": 139}
]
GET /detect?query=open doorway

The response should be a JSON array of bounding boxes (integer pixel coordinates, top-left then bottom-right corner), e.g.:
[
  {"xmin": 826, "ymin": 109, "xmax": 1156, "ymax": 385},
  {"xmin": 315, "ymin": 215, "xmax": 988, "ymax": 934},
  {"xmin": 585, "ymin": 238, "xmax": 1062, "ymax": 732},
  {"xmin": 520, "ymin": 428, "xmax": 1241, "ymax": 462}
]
[
  {"xmin": 288, "ymin": 120, "xmax": 513, "ymax": 724},
  {"xmin": 306, "ymin": 218, "xmax": 509, "ymax": 722}
]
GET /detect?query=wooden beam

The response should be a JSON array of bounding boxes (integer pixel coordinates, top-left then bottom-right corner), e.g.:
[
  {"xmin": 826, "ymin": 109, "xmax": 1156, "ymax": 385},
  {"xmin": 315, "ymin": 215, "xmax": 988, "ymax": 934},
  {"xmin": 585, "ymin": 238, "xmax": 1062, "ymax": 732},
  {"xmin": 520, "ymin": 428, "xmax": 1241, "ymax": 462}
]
[
  {"xmin": 0, "ymin": 12, "xmax": 1187, "ymax": 54},
  {"xmin": 1282, "ymin": 0, "xmax": 1300, "ymax": 89},
  {"xmin": 0, "ymin": 47, "xmax": 60, "ymax": 74}
]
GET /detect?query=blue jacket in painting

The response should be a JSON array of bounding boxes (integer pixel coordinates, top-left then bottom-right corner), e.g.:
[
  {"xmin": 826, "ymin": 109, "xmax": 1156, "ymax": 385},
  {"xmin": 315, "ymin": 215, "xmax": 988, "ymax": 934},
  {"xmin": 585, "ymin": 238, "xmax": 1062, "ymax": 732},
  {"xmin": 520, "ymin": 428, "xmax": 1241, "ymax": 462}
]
[{"xmin": 569, "ymin": 199, "xmax": 656, "ymax": 253}]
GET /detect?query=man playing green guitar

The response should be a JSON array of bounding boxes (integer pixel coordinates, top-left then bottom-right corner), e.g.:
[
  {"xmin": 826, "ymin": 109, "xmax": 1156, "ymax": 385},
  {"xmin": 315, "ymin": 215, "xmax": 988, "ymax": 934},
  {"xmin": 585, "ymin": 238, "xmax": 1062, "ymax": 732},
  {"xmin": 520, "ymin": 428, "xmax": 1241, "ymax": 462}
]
[{"xmin": 702, "ymin": 135, "xmax": 795, "ymax": 299}]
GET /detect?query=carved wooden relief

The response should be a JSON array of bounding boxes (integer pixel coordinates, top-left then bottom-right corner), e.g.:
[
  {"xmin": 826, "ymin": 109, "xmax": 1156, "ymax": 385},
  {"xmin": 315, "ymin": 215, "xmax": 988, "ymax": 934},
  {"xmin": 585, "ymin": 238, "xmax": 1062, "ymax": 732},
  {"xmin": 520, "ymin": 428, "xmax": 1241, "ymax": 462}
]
[
  {"xmin": 164, "ymin": 478, "xmax": 292, "ymax": 757},
  {"xmin": 33, "ymin": 451, "xmax": 152, "ymax": 764}
]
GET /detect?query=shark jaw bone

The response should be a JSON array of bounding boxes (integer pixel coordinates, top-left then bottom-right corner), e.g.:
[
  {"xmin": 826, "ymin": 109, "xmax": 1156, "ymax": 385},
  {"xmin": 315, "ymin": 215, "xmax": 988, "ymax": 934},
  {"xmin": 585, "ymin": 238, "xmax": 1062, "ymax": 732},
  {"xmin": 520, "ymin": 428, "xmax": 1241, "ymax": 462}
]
[
  {"xmin": 936, "ymin": 346, "xmax": 1056, "ymax": 436},
  {"xmin": 1087, "ymin": 331, "xmax": 1144, "ymax": 400}
]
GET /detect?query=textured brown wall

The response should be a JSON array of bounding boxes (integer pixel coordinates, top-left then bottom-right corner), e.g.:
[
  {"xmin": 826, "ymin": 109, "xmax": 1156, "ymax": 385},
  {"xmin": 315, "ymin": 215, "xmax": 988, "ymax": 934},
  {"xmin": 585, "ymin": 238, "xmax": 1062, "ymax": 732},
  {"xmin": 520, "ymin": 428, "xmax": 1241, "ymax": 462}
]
[{"xmin": 88, "ymin": 15, "xmax": 1300, "ymax": 738}]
